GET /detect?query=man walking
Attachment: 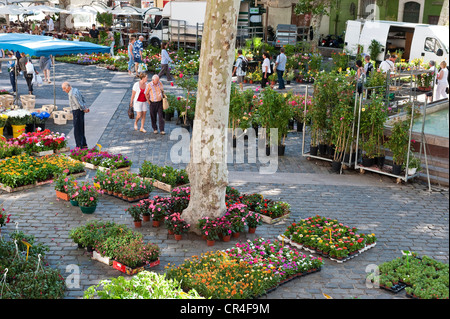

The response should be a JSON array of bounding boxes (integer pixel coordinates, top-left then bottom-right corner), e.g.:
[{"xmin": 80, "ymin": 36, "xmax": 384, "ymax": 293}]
[
  {"xmin": 146, "ymin": 75, "xmax": 165, "ymax": 135},
  {"xmin": 134, "ymin": 36, "xmax": 144, "ymax": 75},
  {"xmin": 62, "ymin": 82, "xmax": 89, "ymax": 149},
  {"xmin": 232, "ymin": 49, "xmax": 247, "ymax": 90},
  {"xmin": 275, "ymin": 47, "xmax": 287, "ymax": 89}
]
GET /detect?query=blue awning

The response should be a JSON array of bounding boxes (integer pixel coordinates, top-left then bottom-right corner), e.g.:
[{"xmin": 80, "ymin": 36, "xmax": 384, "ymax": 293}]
[{"xmin": 0, "ymin": 33, "xmax": 110, "ymax": 57}]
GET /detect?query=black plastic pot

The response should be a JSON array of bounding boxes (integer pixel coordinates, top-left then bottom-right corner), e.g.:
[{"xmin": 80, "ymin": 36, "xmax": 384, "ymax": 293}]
[
  {"xmin": 362, "ymin": 157, "xmax": 375, "ymax": 167},
  {"xmin": 331, "ymin": 160, "xmax": 341, "ymax": 173},
  {"xmin": 376, "ymin": 156, "xmax": 385, "ymax": 169},
  {"xmin": 310, "ymin": 146, "xmax": 318, "ymax": 156},
  {"xmin": 297, "ymin": 122, "xmax": 303, "ymax": 132},
  {"xmin": 318, "ymin": 144, "xmax": 327, "ymax": 156},
  {"xmin": 392, "ymin": 164, "xmax": 402, "ymax": 175}
]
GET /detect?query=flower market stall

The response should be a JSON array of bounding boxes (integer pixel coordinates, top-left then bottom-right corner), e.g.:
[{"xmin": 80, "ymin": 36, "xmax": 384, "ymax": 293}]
[{"xmin": 0, "ymin": 33, "xmax": 110, "ymax": 107}]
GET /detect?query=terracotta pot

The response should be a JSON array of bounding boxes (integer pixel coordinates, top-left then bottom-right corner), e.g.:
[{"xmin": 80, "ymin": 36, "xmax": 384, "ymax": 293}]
[
  {"xmin": 248, "ymin": 227, "xmax": 256, "ymax": 234},
  {"xmin": 202, "ymin": 234, "xmax": 207, "ymax": 240},
  {"xmin": 134, "ymin": 221, "xmax": 142, "ymax": 228},
  {"xmin": 168, "ymin": 229, "xmax": 174, "ymax": 235},
  {"xmin": 206, "ymin": 239, "xmax": 215, "ymax": 246},
  {"xmin": 152, "ymin": 220, "xmax": 161, "ymax": 227},
  {"xmin": 55, "ymin": 190, "xmax": 70, "ymax": 201},
  {"xmin": 143, "ymin": 215, "xmax": 150, "ymax": 222},
  {"xmin": 232, "ymin": 232, "xmax": 240, "ymax": 238},
  {"xmin": 222, "ymin": 235, "xmax": 231, "ymax": 242},
  {"xmin": 175, "ymin": 234, "xmax": 182, "ymax": 241}
]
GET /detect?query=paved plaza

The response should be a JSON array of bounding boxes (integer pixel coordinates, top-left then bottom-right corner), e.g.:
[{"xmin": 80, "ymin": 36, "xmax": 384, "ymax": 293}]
[{"xmin": 0, "ymin": 61, "xmax": 448, "ymax": 300}]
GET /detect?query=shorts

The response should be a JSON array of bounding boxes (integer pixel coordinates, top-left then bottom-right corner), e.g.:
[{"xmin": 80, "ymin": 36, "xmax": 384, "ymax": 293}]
[
  {"xmin": 237, "ymin": 75, "xmax": 244, "ymax": 84},
  {"xmin": 134, "ymin": 101, "xmax": 148, "ymax": 112},
  {"xmin": 134, "ymin": 56, "xmax": 142, "ymax": 63}
]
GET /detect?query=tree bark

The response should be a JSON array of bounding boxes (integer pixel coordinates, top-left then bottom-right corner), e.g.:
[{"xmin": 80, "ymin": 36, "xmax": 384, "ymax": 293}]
[
  {"xmin": 181, "ymin": 0, "xmax": 240, "ymax": 234},
  {"xmin": 59, "ymin": 0, "xmax": 71, "ymax": 31},
  {"xmin": 438, "ymin": 0, "xmax": 449, "ymax": 26}
]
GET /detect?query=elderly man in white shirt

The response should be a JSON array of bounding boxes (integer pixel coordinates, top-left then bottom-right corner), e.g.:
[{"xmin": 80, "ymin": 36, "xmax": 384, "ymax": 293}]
[{"xmin": 378, "ymin": 54, "xmax": 396, "ymax": 74}]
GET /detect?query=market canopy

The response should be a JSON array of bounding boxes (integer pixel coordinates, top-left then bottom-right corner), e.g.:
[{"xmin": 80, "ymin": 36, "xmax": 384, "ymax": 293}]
[{"xmin": 0, "ymin": 33, "xmax": 110, "ymax": 57}]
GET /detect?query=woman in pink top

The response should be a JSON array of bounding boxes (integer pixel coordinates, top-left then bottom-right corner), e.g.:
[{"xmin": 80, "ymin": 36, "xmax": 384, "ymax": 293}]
[{"xmin": 130, "ymin": 72, "xmax": 149, "ymax": 132}]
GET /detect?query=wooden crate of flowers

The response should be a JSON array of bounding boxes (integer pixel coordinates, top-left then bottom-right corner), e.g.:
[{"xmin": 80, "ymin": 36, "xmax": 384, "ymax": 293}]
[
  {"xmin": 139, "ymin": 160, "xmax": 189, "ymax": 192},
  {"xmin": 0, "ymin": 154, "xmax": 85, "ymax": 193}
]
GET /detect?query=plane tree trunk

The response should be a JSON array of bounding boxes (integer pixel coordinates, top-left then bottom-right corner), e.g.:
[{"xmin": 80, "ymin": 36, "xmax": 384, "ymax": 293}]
[{"xmin": 181, "ymin": 0, "xmax": 240, "ymax": 234}]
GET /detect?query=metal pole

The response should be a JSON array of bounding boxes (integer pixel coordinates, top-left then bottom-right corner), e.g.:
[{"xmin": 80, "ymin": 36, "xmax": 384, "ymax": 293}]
[
  {"xmin": 301, "ymin": 85, "xmax": 307, "ymax": 156},
  {"xmin": 52, "ymin": 55, "xmax": 56, "ymax": 107},
  {"xmin": 419, "ymin": 99, "xmax": 432, "ymax": 191}
]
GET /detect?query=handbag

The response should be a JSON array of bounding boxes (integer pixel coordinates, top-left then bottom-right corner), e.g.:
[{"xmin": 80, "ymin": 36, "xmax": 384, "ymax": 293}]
[
  {"xmin": 128, "ymin": 105, "xmax": 135, "ymax": 119},
  {"xmin": 33, "ymin": 74, "xmax": 43, "ymax": 87},
  {"xmin": 162, "ymin": 93, "xmax": 169, "ymax": 110}
]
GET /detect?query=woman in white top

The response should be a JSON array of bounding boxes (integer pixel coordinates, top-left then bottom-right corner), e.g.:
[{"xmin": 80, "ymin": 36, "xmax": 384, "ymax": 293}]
[
  {"xmin": 435, "ymin": 61, "xmax": 449, "ymax": 100},
  {"xmin": 261, "ymin": 52, "xmax": 271, "ymax": 88},
  {"xmin": 130, "ymin": 72, "xmax": 149, "ymax": 132}
]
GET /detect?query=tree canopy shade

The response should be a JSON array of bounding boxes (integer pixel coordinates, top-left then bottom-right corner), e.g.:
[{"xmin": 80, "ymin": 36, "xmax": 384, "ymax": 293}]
[{"xmin": 0, "ymin": 34, "xmax": 110, "ymax": 57}]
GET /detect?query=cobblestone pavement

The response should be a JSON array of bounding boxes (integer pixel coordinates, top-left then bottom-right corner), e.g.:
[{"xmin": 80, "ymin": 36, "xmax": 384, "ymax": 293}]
[{"xmin": 0, "ymin": 62, "xmax": 448, "ymax": 300}]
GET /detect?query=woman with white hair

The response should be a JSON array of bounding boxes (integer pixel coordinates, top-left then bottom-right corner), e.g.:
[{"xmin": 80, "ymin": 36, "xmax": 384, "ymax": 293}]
[{"xmin": 130, "ymin": 72, "xmax": 149, "ymax": 132}]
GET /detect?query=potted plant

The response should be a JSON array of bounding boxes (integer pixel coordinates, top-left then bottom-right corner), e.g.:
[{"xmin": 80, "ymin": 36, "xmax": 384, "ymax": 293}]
[
  {"xmin": 0, "ymin": 204, "xmax": 11, "ymax": 232},
  {"xmin": 285, "ymin": 69, "xmax": 295, "ymax": 84},
  {"xmin": 4, "ymin": 109, "xmax": 32, "ymax": 138},
  {"xmin": 385, "ymin": 119, "xmax": 410, "ymax": 175},
  {"xmin": 164, "ymin": 212, "xmax": 190, "ymax": 240},
  {"xmin": 0, "ymin": 114, "xmax": 7, "ymax": 137},
  {"xmin": 258, "ymin": 88, "xmax": 293, "ymax": 155},
  {"xmin": 126, "ymin": 204, "xmax": 143, "ymax": 228},
  {"xmin": 149, "ymin": 201, "xmax": 170, "ymax": 227},
  {"xmin": 175, "ymin": 72, "xmax": 197, "ymax": 127},
  {"xmin": 217, "ymin": 216, "xmax": 232, "ymax": 242},
  {"xmin": 53, "ymin": 169, "xmax": 74, "ymax": 201},
  {"xmin": 76, "ymin": 181, "xmax": 102, "ymax": 214},
  {"xmin": 244, "ymin": 211, "xmax": 262, "ymax": 233},
  {"xmin": 405, "ymin": 152, "xmax": 421, "ymax": 175}
]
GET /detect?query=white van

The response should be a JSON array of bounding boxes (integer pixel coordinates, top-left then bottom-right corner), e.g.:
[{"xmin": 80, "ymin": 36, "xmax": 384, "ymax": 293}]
[{"xmin": 344, "ymin": 20, "xmax": 449, "ymax": 64}]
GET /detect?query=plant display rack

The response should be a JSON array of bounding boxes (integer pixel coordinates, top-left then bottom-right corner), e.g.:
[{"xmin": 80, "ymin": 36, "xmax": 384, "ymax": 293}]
[
  {"xmin": 354, "ymin": 68, "xmax": 431, "ymax": 185},
  {"xmin": 300, "ymin": 85, "xmax": 359, "ymax": 172}
]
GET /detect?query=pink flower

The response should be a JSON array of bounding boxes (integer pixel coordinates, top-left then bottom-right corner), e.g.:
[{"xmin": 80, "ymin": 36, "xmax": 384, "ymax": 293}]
[{"xmin": 90, "ymin": 197, "xmax": 94, "ymax": 201}]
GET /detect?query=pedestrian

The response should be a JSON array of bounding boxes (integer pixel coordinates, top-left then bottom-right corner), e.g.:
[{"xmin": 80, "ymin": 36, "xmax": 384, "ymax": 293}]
[
  {"xmin": 275, "ymin": 47, "xmax": 287, "ymax": 89},
  {"xmin": 130, "ymin": 72, "xmax": 149, "ymax": 132},
  {"xmin": 232, "ymin": 49, "xmax": 247, "ymax": 91},
  {"xmin": 89, "ymin": 24, "xmax": 99, "ymax": 43},
  {"xmin": 19, "ymin": 53, "xmax": 38, "ymax": 95},
  {"xmin": 146, "ymin": 74, "xmax": 165, "ymax": 135},
  {"xmin": 435, "ymin": 61, "xmax": 449, "ymax": 100},
  {"xmin": 356, "ymin": 59, "xmax": 364, "ymax": 94},
  {"xmin": 134, "ymin": 36, "xmax": 144, "ymax": 76},
  {"xmin": 128, "ymin": 37, "xmax": 135, "ymax": 75},
  {"xmin": 61, "ymin": 82, "xmax": 89, "ymax": 149},
  {"xmin": 261, "ymin": 52, "xmax": 271, "ymax": 89},
  {"xmin": 427, "ymin": 60, "xmax": 436, "ymax": 103},
  {"xmin": 0, "ymin": 48, "xmax": 4, "ymax": 73},
  {"xmin": 378, "ymin": 54, "xmax": 396, "ymax": 74},
  {"xmin": 46, "ymin": 15, "xmax": 54, "ymax": 33},
  {"xmin": 363, "ymin": 54, "xmax": 373, "ymax": 77},
  {"xmin": 6, "ymin": 51, "xmax": 18, "ymax": 94},
  {"xmin": 107, "ymin": 28, "xmax": 115, "ymax": 57},
  {"xmin": 158, "ymin": 42, "xmax": 174, "ymax": 81},
  {"xmin": 39, "ymin": 55, "xmax": 52, "ymax": 84}
]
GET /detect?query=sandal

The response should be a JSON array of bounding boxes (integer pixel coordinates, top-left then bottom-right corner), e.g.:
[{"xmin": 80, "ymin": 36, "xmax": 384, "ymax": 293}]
[{"xmin": 140, "ymin": 128, "xmax": 147, "ymax": 133}]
